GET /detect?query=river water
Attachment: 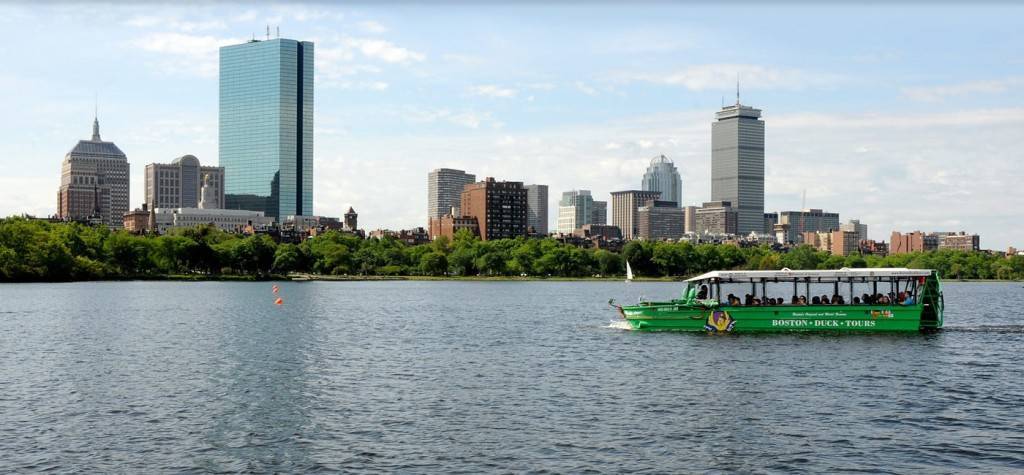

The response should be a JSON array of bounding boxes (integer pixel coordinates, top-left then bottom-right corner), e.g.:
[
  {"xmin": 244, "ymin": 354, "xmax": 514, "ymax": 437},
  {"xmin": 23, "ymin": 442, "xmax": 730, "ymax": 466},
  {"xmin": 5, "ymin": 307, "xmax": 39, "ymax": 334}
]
[{"xmin": 1, "ymin": 281, "xmax": 1022, "ymax": 473}]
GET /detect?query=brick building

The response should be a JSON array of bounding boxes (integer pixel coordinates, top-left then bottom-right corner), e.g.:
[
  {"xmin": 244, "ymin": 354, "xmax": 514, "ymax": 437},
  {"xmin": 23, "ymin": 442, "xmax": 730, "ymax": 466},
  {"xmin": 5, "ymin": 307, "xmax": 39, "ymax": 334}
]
[{"xmin": 461, "ymin": 178, "xmax": 528, "ymax": 241}]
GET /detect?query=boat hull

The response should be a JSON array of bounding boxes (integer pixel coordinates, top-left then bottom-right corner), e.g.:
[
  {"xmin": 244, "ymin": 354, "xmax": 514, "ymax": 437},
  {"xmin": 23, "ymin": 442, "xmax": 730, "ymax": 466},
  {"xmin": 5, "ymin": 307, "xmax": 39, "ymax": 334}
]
[{"xmin": 620, "ymin": 303, "xmax": 931, "ymax": 332}]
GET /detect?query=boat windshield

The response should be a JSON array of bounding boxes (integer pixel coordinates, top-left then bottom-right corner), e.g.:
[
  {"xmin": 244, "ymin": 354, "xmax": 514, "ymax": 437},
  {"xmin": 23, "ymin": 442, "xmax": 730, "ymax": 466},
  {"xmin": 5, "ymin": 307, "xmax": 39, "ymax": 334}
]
[{"xmin": 689, "ymin": 270, "xmax": 930, "ymax": 307}]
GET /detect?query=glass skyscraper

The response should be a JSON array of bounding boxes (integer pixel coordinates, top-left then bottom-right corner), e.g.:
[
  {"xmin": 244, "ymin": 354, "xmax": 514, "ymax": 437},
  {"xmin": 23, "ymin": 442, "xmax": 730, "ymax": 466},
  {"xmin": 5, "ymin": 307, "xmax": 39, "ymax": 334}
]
[
  {"xmin": 220, "ymin": 38, "xmax": 313, "ymax": 218},
  {"xmin": 641, "ymin": 154, "xmax": 682, "ymax": 207}
]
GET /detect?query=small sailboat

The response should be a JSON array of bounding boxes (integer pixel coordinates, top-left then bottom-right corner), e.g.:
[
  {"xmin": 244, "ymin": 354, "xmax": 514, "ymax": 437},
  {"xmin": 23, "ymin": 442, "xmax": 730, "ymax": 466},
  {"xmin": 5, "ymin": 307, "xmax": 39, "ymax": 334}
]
[{"xmin": 625, "ymin": 261, "xmax": 634, "ymax": 283}]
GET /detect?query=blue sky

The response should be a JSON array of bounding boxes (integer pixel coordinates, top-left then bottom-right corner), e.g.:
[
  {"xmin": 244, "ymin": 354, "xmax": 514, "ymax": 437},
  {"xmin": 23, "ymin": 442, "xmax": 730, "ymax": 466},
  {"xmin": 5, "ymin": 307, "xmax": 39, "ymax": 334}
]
[{"xmin": 1, "ymin": 3, "xmax": 1022, "ymax": 249}]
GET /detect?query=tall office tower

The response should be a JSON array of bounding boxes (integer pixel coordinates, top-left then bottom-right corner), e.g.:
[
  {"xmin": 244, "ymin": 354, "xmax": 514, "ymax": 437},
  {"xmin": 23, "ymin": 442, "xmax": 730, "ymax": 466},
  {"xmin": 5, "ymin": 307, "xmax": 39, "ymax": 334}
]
[
  {"xmin": 524, "ymin": 184, "xmax": 549, "ymax": 235},
  {"xmin": 641, "ymin": 155, "xmax": 682, "ymax": 208},
  {"xmin": 557, "ymin": 189, "xmax": 595, "ymax": 234},
  {"xmin": 839, "ymin": 219, "xmax": 868, "ymax": 243},
  {"xmin": 778, "ymin": 209, "xmax": 840, "ymax": 244},
  {"xmin": 712, "ymin": 96, "xmax": 764, "ymax": 235},
  {"xmin": 592, "ymin": 200, "xmax": 607, "ymax": 225},
  {"xmin": 220, "ymin": 37, "xmax": 314, "ymax": 218},
  {"xmin": 145, "ymin": 155, "xmax": 225, "ymax": 210},
  {"xmin": 683, "ymin": 205, "xmax": 698, "ymax": 234},
  {"xmin": 428, "ymin": 168, "xmax": 476, "ymax": 221},
  {"xmin": 461, "ymin": 178, "xmax": 528, "ymax": 241},
  {"xmin": 764, "ymin": 212, "xmax": 779, "ymax": 235},
  {"xmin": 57, "ymin": 116, "xmax": 129, "ymax": 228},
  {"xmin": 610, "ymin": 190, "xmax": 661, "ymax": 240}
]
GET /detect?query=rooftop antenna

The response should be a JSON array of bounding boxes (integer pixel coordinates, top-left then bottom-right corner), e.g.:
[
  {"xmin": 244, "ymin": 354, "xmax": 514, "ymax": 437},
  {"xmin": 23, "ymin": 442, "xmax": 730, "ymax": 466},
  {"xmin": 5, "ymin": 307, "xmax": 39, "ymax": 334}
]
[
  {"xmin": 266, "ymin": 24, "xmax": 270, "ymax": 40},
  {"xmin": 800, "ymin": 189, "xmax": 807, "ymax": 243},
  {"xmin": 736, "ymin": 73, "xmax": 740, "ymax": 106},
  {"xmin": 276, "ymin": 26, "xmax": 280, "ymax": 39}
]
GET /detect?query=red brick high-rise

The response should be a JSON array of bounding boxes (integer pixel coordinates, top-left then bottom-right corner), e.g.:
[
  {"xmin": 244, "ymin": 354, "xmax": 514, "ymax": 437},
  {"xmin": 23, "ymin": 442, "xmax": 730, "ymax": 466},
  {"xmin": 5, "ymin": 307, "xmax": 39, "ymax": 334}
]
[{"xmin": 461, "ymin": 178, "xmax": 528, "ymax": 241}]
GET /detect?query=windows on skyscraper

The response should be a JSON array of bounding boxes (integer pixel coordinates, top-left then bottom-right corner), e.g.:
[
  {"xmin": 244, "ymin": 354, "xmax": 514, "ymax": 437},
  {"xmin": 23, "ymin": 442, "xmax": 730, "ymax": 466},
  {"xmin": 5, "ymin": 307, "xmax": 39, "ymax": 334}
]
[{"xmin": 219, "ymin": 38, "xmax": 313, "ymax": 218}]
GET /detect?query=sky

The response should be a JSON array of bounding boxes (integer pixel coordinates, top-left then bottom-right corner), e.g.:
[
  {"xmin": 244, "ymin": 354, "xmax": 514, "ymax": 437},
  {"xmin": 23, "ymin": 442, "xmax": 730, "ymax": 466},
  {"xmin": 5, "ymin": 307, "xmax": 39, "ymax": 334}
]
[{"xmin": 1, "ymin": 2, "xmax": 1022, "ymax": 249}]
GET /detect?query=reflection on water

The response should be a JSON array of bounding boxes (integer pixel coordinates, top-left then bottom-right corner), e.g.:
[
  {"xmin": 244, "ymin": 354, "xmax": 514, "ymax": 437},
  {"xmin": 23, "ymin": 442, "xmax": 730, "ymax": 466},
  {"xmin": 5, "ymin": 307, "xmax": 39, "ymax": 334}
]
[{"xmin": 0, "ymin": 280, "xmax": 1022, "ymax": 472}]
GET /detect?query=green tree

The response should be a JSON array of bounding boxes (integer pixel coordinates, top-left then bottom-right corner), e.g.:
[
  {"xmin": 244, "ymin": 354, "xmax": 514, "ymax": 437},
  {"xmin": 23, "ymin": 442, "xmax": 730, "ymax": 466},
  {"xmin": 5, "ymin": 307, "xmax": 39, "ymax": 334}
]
[
  {"xmin": 419, "ymin": 251, "xmax": 448, "ymax": 276},
  {"xmin": 272, "ymin": 243, "xmax": 302, "ymax": 273},
  {"xmin": 780, "ymin": 245, "xmax": 822, "ymax": 270},
  {"xmin": 594, "ymin": 249, "xmax": 623, "ymax": 276}
]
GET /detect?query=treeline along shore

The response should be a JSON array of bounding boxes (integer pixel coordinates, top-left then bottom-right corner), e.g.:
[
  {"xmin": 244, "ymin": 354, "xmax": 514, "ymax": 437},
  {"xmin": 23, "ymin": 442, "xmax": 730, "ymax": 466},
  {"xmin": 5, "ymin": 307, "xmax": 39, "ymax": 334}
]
[{"xmin": 2, "ymin": 217, "xmax": 1023, "ymax": 282}]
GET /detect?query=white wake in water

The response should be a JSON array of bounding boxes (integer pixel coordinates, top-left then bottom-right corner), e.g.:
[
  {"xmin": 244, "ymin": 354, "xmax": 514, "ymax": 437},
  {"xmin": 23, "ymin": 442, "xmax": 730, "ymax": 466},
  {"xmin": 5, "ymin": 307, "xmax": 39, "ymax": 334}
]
[{"xmin": 604, "ymin": 320, "xmax": 634, "ymax": 331}]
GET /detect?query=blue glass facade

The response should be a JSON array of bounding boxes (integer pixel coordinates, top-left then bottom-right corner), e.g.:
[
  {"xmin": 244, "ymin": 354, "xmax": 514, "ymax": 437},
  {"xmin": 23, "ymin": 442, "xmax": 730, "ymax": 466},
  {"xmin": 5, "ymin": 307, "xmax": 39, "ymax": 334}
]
[{"xmin": 219, "ymin": 38, "xmax": 313, "ymax": 218}]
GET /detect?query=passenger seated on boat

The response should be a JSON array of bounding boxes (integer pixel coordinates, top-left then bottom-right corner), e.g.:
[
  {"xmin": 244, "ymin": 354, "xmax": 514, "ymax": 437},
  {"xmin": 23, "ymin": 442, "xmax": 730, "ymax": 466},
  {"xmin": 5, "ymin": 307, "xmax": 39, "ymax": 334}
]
[
  {"xmin": 853, "ymin": 296, "xmax": 861, "ymax": 304},
  {"xmin": 862, "ymin": 293, "xmax": 872, "ymax": 304},
  {"xmin": 811, "ymin": 296, "xmax": 821, "ymax": 305},
  {"xmin": 821, "ymin": 294, "xmax": 831, "ymax": 305},
  {"xmin": 830, "ymin": 294, "xmax": 840, "ymax": 304},
  {"xmin": 791, "ymin": 296, "xmax": 800, "ymax": 305},
  {"xmin": 697, "ymin": 285, "xmax": 709, "ymax": 299},
  {"xmin": 798, "ymin": 295, "xmax": 807, "ymax": 305},
  {"xmin": 752, "ymin": 298, "xmax": 762, "ymax": 305},
  {"xmin": 898, "ymin": 292, "xmax": 914, "ymax": 305},
  {"xmin": 744, "ymin": 294, "xmax": 753, "ymax": 306},
  {"xmin": 732, "ymin": 296, "xmax": 743, "ymax": 306}
]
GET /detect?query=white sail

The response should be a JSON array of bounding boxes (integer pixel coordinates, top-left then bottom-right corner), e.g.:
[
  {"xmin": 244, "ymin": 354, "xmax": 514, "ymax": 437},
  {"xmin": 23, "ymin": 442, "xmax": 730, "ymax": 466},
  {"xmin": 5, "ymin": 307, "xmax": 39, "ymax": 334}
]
[{"xmin": 626, "ymin": 261, "xmax": 634, "ymax": 281}]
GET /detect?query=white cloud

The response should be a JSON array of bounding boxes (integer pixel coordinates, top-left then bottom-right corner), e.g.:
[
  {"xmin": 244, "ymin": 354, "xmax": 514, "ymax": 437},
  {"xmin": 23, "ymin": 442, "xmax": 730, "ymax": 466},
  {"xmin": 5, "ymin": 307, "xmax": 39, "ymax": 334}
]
[
  {"xmin": 525, "ymin": 82, "xmax": 556, "ymax": 91},
  {"xmin": 621, "ymin": 63, "xmax": 844, "ymax": 91},
  {"xmin": 902, "ymin": 77, "xmax": 1024, "ymax": 102},
  {"xmin": 124, "ymin": 15, "xmax": 226, "ymax": 32},
  {"xmin": 441, "ymin": 53, "xmax": 485, "ymax": 65},
  {"xmin": 315, "ymin": 37, "xmax": 426, "ymax": 86},
  {"xmin": 470, "ymin": 84, "xmax": 517, "ymax": 98},
  {"xmin": 344, "ymin": 38, "xmax": 425, "ymax": 63},
  {"xmin": 575, "ymin": 81, "xmax": 598, "ymax": 95},
  {"xmin": 385, "ymin": 107, "xmax": 502, "ymax": 129},
  {"xmin": 358, "ymin": 20, "xmax": 389, "ymax": 34},
  {"xmin": 232, "ymin": 10, "xmax": 258, "ymax": 22},
  {"xmin": 130, "ymin": 32, "xmax": 246, "ymax": 78}
]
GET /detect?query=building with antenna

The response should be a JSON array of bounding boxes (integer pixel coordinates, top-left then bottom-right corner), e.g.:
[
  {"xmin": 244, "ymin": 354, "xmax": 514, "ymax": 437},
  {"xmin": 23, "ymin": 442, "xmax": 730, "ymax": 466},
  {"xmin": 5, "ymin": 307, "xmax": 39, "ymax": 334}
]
[
  {"xmin": 57, "ymin": 115, "xmax": 129, "ymax": 228},
  {"xmin": 711, "ymin": 83, "xmax": 764, "ymax": 236},
  {"xmin": 641, "ymin": 154, "xmax": 682, "ymax": 208},
  {"xmin": 220, "ymin": 36, "xmax": 314, "ymax": 219},
  {"xmin": 778, "ymin": 209, "xmax": 840, "ymax": 244}
]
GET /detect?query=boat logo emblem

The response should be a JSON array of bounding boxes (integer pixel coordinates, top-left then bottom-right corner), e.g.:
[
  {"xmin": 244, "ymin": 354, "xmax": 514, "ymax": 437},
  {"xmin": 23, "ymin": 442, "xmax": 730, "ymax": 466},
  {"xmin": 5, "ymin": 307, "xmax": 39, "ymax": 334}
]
[
  {"xmin": 869, "ymin": 309, "xmax": 894, "ymax": 319},
  {"xmin": 705, "ymin": 310, "xmax": 735, "ymax": 333}
]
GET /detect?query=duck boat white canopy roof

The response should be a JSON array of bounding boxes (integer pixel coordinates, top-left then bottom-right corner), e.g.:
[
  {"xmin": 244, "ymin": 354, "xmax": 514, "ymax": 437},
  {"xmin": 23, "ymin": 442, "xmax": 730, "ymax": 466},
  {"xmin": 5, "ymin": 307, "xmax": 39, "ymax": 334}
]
[{"xmin": 686, "ymin": 268, "xmax": 933, "ymax": 283}]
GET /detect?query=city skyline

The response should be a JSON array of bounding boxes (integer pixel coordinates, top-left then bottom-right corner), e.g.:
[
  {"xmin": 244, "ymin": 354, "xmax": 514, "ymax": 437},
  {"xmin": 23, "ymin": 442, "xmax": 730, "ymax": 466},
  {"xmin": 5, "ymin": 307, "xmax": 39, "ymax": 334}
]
[{"xmin": 2, "ymin": 4, "xmax": 1023, "ymax": 248}]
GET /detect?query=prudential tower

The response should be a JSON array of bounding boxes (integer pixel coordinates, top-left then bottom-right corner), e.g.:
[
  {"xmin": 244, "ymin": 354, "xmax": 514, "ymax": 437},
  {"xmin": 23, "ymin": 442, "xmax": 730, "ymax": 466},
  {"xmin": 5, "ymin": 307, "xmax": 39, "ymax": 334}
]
[{"xmin": 711, "ymin": 90, "xmax": 764, "ymax": 235}]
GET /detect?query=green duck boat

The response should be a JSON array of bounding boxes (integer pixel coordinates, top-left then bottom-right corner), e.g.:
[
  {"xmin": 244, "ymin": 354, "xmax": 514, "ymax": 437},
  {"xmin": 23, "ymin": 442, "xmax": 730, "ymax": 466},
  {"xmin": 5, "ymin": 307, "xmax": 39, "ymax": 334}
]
[{"xmin": 612, "ymin": 268, "xmax": 943, "ymax": 333}]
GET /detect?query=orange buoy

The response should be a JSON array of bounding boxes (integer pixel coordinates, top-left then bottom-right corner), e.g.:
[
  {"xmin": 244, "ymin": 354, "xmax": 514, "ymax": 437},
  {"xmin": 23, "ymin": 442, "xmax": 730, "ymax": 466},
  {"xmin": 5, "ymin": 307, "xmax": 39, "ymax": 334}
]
[{"xmin": 274, "ymin": 297, "xmax": 283, "ymax": 305}]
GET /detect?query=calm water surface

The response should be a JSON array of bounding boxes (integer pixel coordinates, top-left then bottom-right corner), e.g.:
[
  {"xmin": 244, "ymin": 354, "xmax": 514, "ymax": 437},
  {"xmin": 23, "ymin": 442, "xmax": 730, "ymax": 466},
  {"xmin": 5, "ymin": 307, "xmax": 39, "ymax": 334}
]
[{"xmin": 1, "ymin": 281, "xmax": 1023, "ymax": 473}]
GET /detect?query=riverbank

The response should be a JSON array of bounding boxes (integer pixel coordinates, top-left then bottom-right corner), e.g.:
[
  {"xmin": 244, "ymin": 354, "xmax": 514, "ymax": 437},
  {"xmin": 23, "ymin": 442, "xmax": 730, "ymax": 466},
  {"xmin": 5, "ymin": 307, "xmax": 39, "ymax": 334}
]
[{"xmin": 3, "ymin": 273, "xmax": 1021, "ymax": 284}]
